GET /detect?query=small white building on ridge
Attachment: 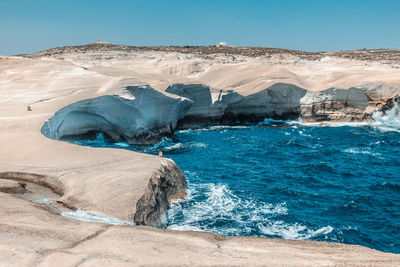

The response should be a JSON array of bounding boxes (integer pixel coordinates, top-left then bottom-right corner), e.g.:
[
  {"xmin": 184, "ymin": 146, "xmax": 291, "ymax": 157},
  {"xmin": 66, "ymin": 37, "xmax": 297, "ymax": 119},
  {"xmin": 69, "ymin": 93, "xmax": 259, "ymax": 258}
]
[{"xmin": 216, "ymin": 42, "xmax": 228, "ymax": 48}]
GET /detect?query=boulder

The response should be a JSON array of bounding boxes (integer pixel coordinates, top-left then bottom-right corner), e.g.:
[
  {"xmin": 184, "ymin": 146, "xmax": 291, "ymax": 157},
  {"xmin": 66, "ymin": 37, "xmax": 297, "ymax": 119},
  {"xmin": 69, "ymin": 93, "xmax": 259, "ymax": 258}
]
[{"xmin": 41, "ymin": 86, "xmax": 192, "ymax": 144}]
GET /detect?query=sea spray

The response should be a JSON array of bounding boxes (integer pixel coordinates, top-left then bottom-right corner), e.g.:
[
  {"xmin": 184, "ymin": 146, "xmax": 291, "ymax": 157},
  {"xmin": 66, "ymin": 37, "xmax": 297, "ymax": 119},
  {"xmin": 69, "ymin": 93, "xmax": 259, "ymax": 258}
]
[{"xmin": 372, "ymin": 102, "xmax": 400, "ymax": 132}]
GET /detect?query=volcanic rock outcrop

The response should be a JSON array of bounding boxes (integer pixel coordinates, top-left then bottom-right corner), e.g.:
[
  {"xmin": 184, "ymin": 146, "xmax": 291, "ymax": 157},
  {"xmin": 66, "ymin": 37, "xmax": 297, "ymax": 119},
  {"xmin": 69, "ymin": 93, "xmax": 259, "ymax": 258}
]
[{"xmin": 41, "ymin": 86, "xmax": 192, "ymax": 144}]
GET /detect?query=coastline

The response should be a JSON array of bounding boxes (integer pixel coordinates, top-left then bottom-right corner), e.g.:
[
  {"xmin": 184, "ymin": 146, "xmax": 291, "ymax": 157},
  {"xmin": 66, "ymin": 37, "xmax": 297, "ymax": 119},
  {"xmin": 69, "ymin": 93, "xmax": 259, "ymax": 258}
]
[{"xmin": 1, "ymin": 44, "xmax": 400, "ymax": 265}]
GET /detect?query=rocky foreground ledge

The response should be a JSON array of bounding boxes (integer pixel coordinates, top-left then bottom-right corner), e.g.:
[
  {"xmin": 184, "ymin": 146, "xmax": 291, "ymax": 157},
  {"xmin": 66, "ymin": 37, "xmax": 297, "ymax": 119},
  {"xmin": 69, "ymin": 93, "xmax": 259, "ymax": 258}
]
[{"xmin": 0, "ymin": 43, "xmax": 400, "ymax": 265}]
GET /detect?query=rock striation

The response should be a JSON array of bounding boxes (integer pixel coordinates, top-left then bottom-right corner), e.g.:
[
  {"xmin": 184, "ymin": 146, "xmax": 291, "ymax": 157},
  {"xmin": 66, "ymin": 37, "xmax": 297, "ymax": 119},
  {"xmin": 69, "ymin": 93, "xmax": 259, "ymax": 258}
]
[
  {"xmin": 300, "ymin": 87, "xmax": 369, "ymax": 122},
  {"xmin": 41, "ymin": 86, "xmax": 192, "ymax": 145}
]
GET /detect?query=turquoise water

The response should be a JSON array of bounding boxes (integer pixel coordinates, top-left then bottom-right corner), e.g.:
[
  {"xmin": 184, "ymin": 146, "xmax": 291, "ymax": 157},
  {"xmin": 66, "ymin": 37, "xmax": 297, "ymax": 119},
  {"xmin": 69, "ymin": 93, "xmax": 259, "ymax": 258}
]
[{"xmin": 69, "ymin": 118, "xmax": 400, "ymax": 254}]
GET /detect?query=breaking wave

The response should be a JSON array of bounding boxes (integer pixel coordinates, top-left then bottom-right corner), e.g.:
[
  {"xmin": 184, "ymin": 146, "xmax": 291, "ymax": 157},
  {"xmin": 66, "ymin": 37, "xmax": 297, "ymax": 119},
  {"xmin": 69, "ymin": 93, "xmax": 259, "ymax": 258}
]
[
  {"xmin": 165, "ymin": 181, "xmax": 333, "ymax": 240},
  {"xmin": 372, "ymin": 102, "xmax": 400, "ymax": 132},
  {"xmin": 177, "ymin": 125, "xmax": 250, "ymax": 134},
  {"xmin": 258, "ymin": 222, "xmax": 333, "ymax": 240},
  {"xmin": 259, "ymin": 103, "xmax": 400, "ymax": 133}
]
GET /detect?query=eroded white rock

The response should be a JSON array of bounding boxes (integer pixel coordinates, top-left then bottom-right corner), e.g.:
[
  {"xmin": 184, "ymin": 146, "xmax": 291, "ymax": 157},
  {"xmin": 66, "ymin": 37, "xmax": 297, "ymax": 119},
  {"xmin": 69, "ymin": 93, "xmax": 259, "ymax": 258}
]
[
  {"xmin": 42, "ymin": 86, "xmax": 193, "ymax": 144},
  {"xmin": 165, "ymin": 83, "xmax": 244, "ymax": 128},
  {"xmin": 224, "ymin": 83, "xmax": 307, "ymax": 121}
]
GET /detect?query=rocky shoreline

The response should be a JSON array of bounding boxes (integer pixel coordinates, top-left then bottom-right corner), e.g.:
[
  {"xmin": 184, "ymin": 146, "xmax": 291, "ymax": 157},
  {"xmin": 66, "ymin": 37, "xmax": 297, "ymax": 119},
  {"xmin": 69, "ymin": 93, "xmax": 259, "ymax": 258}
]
[
  {"xmin": 42, "ymin": 82, "xmax": 395, "ymax": 145},
  {"xmin": 1, "ymin": 43, "xmax": 400, "ymax": 265}
]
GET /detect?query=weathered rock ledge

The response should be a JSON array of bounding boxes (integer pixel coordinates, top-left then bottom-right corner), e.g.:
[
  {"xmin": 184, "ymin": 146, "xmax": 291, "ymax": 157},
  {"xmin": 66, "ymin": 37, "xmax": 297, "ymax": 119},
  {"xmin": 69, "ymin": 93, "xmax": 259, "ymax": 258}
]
[
  {"xmin": 0, "ymin": 159, "xmax": 186, "ymax": 227},
  {"xmin": 1, "ymin": 190, "xmax": 400, "ymax": 266}
]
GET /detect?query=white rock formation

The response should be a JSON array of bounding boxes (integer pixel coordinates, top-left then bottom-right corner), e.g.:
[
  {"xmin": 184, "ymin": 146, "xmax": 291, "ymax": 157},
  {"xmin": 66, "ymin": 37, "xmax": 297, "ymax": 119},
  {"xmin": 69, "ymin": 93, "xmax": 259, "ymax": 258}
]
[
  {"xmin": 165, "ymin": 83, "xmax": 244, "ymax": 127},
  {"xmin": 224, "ymin": 83, "xmax": 307, "ymax": 121},
  {"xmin": 42, "ymin": 86, "xmax": 192, "ymax": 144}
]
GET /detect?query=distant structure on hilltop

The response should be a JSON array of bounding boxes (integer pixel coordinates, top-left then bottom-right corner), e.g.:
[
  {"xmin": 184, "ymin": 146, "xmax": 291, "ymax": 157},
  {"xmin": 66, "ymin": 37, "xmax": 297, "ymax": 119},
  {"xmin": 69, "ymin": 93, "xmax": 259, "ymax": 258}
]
[
  {"xmin": 94, "ymin": 40, "xmax": 110, "ymax": 45},
  {"xmin": 216, "ymin": 42, "xmax": 228, "ymax": 48}
]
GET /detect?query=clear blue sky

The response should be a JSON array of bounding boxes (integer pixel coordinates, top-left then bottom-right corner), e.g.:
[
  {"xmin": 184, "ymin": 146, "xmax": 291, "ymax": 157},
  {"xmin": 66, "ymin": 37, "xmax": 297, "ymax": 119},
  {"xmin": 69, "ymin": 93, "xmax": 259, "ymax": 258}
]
[{"xmin": 1, "ymin": 0, "xmax": 399, "ymax": 55}]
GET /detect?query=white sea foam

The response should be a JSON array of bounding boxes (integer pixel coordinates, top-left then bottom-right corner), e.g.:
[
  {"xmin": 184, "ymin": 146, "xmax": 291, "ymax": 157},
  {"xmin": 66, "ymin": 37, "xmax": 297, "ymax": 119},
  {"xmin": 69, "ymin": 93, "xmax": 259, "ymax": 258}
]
[
  {"xmin": 290, "ymin": 118, "xmax": 369, "ymax": 128},
  {"xmin": 32, "ymin": 198, "xmax": 56, "ymax": 204},
  {"xmin": 194, "ymin": 125, "xmax": 250, "ymax": 132},
  {"xmin": 167, "ymin": 224, "xmax": 204, "ymax": 232},
  {"xmin": 371, "ymin": 102, "xmax": 400, "ymax": 132},
  {"xmin": 288, "ymin": 103, "xmax": 400, "ymax": 133},
  {"xmin": 166, "ymin": 182, "xmax": 333, "ymax": 240},
  {"xmin": 176, "ymin": 129, "xmax": 193, "ymax": 134},
  {"xmin": 163, "ymin": 143, "xmax": 184, "ymax": 151},
  {"xmin": 114, "ymin": 142, "xmax": 130, "ymax": 148},
  {"xmin": 167, "ymin": 182, "xmax": 292, "ymax": 235},
  {"xmin": 155, "ymin": 142, "xmax": 207, "ymax": 152},
  {"xmin": 342, "ymin": 148, "xmax": 382, "ymax": 156},
  {"xmin": 260, "ymin": 118, "xmax": 306, "ymax": 126},
  {"xmin": 258, "ymin": 222, "xmax": 333, "ymax": 240},
  {"xmin": 61, "ymin": 209, "xmax": 134, "ymax": 226}
]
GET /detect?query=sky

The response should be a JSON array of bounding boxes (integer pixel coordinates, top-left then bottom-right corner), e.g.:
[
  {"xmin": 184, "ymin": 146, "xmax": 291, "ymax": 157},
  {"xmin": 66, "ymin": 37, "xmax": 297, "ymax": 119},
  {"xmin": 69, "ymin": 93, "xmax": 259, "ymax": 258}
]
[{"xmin": 0, "ymin": 0, "xmax": 399, "ymax": 55}]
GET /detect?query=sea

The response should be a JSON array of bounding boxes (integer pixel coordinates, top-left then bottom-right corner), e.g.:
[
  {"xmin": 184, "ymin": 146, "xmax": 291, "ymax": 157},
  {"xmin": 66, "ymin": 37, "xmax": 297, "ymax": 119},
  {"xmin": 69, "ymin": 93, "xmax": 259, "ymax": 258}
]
[{"xmin": 67, "ymin": 104, "xmax": 400, "ymax": 254}]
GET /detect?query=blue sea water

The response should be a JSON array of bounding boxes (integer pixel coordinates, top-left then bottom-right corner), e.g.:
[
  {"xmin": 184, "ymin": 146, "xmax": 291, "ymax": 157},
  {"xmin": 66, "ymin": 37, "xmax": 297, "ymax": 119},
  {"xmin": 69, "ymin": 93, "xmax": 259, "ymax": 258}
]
[{"xmin": 70, "ymin": 117, "xmax": 400, "ymax": 254}]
